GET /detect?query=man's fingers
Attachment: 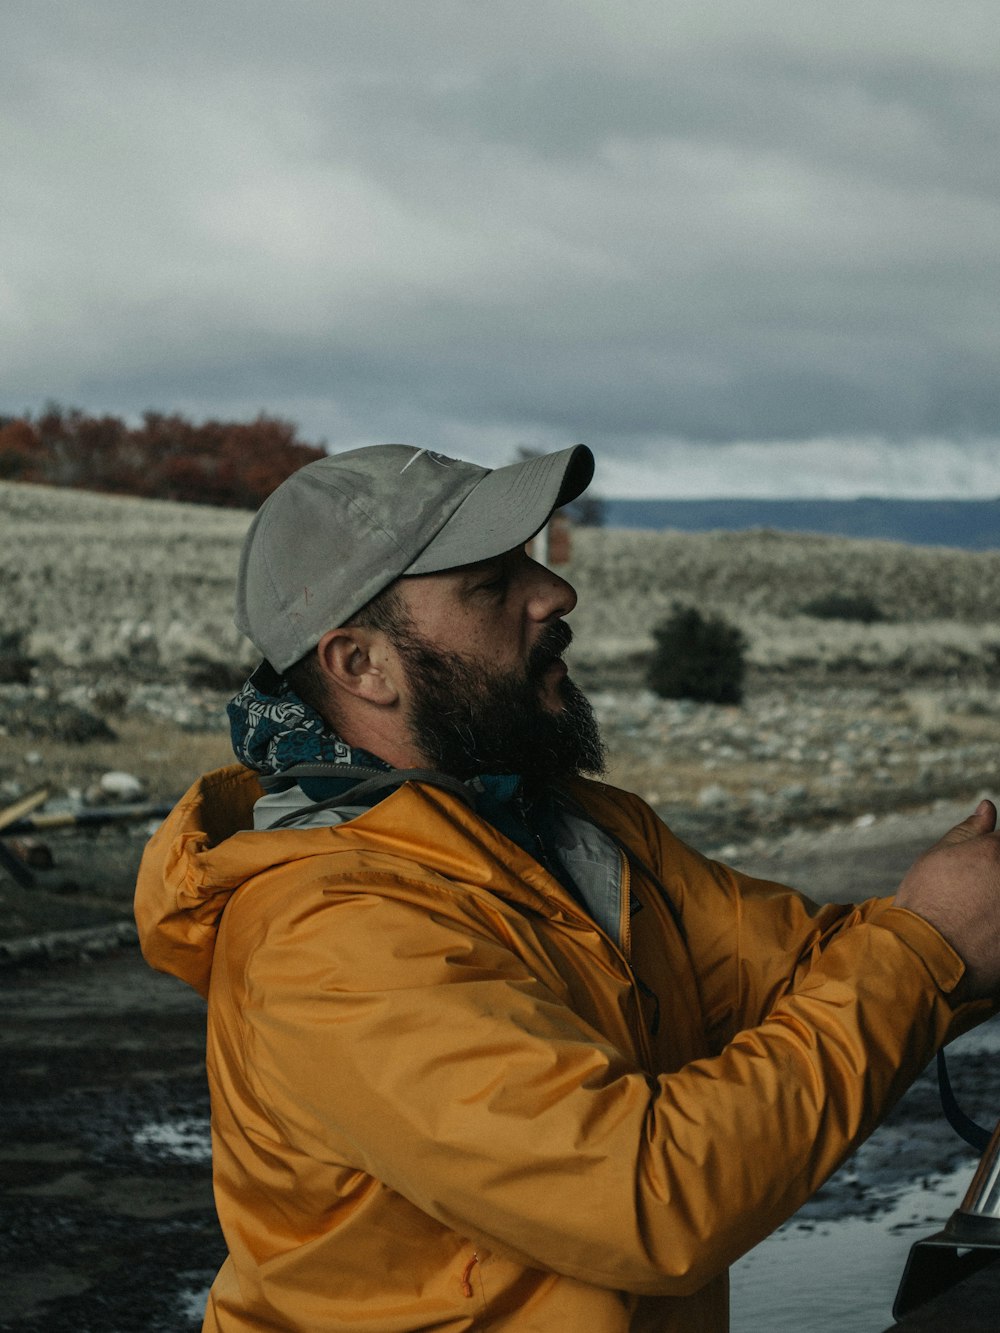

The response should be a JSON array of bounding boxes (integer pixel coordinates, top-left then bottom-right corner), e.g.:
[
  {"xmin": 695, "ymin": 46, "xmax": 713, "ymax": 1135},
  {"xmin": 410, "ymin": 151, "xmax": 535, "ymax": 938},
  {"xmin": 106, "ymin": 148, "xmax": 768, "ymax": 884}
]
[
  {"xmin": 932, "ymin": 799, "xmax": 998, "ymax": 850},
  {"xmin": 895, "ymin": 798, "xmax": 1000, "ymax": 1000}
]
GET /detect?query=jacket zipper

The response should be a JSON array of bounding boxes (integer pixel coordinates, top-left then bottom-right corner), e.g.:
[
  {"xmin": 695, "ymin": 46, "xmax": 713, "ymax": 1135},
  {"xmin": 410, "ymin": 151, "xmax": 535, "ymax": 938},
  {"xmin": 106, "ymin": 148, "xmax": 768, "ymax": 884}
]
[
  {"xmin": 618, "ymin": 849, "xmax": 632, "ymax": 957},
  {"xmin": 613, "ymin": 849, "xmax": 655, "ymax": 1069},
  {"xmin": 512, "ymin": 799, "xmax": 654, "ymax": 1072},
  {"xmin": 460, "ymin": 1251, "xmax": 479, "ymax": 1297}
]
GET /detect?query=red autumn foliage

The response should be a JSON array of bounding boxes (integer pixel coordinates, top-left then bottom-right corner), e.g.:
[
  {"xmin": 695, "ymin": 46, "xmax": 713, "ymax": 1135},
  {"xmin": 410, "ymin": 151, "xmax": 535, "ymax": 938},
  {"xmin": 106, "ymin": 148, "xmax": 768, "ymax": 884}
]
[
  {"xmin": 0, "ymin": 418, "xmax": 45, "ymax": 482},
  {"xmin": 0, "ymin": 407, "xmax": 326, "ymax": 508}
]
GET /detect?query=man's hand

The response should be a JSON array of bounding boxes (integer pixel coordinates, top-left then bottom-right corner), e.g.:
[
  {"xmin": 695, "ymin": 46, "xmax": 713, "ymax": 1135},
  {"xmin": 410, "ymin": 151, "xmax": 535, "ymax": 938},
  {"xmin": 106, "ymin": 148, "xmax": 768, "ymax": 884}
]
[{"xmin": 894, "ymin": 799, "xmax": 1000, "ymax": 1000}]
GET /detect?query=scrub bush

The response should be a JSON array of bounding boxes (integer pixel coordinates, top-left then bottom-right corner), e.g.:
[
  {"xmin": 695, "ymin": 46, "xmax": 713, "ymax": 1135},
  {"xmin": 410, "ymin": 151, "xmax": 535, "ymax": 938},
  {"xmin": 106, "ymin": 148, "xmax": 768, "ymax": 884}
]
[
  {"xmin": 800, "ymin": 593, "xmax": 885, "ymax": 623},
  {"xmin": 646, "ymin": 603, "xmax": 747, "ymax": 704}
]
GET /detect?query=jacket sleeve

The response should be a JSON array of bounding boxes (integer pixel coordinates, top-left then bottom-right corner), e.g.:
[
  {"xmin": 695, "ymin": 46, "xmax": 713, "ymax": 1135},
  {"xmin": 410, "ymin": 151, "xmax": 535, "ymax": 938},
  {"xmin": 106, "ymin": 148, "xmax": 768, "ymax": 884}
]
[
  {"xmin": 615, "ymin": 788, "xmax": 993, "ymax": 1049},
  {"xmin": 229, "ymin": 850, "xmax": 974, "ymax": 1298}
]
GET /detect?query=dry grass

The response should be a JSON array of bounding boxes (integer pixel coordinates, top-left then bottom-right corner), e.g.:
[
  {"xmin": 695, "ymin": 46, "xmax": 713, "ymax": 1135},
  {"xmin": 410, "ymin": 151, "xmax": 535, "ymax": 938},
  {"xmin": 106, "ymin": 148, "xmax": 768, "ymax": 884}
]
[
  {"xmin": 11, "ymin": 716, "xmax": 234, "ymax": 801},
  {"xmin": 1, "ymin": 480, "xmax": 253, "ymax": 672},
  {"xmin": 568, "ymin": 525, "xmax": 1000, "ymax": 620}
]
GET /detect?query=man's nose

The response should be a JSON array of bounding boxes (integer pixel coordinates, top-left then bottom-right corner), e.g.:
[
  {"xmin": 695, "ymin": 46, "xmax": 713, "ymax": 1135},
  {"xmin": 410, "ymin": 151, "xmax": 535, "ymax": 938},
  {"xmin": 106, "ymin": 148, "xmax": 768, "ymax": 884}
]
[{"xmin": 526, "ymin": 560, "xmax": 577, "ymax": 621}]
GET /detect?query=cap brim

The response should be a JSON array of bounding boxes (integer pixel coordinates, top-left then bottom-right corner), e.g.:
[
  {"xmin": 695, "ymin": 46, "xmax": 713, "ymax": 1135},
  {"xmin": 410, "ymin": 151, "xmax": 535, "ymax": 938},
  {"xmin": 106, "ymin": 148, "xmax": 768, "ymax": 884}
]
[{"xmin": 406, "ymin": 444, "xmax": 594, "ymax": 575}]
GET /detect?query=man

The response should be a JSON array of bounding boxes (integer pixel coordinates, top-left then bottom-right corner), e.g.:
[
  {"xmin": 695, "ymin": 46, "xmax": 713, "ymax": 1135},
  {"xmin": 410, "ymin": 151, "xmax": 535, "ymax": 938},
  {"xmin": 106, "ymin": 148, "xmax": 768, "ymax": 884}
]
[{"xmin": 135, "ymin": 443, "xmax": 1000, "ymax": 1332}]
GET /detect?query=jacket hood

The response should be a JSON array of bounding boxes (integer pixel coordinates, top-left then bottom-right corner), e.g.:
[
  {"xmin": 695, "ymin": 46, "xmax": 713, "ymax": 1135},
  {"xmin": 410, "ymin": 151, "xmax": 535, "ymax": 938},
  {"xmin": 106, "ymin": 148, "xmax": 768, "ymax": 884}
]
[
  {"xmin": 135, "ymin": 765, "xmax": 268, "ymax": 997},
  {"xmin": 134, "ymin": 763, "xmax": 598, "ymax": 1000}
]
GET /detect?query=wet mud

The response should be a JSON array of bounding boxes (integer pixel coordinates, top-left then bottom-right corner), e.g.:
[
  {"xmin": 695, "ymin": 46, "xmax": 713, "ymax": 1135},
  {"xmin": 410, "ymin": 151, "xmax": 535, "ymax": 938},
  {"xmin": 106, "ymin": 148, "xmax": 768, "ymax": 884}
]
[{"xmin": 0, "ymin": 952, "xmax": 224, "ymax": 1332}]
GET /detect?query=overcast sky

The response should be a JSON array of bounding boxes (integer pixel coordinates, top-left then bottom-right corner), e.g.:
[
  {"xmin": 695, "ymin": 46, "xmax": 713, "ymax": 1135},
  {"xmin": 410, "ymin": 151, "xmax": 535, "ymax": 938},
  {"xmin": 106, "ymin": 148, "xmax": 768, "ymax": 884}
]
[{"xmin": 4, "ymin": 1, "xmax": 999, "ymax": 497}]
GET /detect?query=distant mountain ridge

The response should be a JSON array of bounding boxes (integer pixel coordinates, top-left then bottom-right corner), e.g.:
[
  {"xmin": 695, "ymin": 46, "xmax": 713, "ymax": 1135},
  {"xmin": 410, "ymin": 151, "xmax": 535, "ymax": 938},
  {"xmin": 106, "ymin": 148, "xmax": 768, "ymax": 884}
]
[{"xmin": 601, "ymin": 497, "xmax": 1000, "ymax": 550}]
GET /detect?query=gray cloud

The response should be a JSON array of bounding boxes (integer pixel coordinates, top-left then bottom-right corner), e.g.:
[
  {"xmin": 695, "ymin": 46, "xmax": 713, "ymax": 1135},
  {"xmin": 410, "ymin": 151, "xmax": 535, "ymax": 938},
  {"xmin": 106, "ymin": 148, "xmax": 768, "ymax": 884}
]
[{"xmin": 4, "ymin": 0, "xmax": 999, "ymax": 493}]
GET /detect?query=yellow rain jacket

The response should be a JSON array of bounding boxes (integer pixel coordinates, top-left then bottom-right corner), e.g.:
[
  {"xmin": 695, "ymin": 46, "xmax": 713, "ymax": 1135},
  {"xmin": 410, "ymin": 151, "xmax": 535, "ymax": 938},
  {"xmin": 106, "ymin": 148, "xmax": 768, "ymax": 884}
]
[{"xmin": 135, "ymin": 763, "xmax": 979, "ymax": 1331}]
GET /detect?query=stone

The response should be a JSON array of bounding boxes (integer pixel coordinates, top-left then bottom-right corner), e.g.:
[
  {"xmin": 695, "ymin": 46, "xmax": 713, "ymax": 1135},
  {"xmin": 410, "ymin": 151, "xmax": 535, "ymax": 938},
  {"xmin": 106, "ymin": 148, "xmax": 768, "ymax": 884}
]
[
  {"xmin": 98, "ymin": 771, "xmax": 146, "ymax": 802},
  {"xmin": 697, "ymin": 784, "xmax": 731, "ymax": 810}
]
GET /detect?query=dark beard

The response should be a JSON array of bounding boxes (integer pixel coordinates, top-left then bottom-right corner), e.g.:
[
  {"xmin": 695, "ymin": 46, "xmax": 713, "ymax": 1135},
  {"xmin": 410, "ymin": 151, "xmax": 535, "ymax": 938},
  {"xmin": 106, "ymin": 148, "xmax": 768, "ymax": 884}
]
[{"xmin": 392, "ymin": 620, "xmax": 606, "ymax": 784}]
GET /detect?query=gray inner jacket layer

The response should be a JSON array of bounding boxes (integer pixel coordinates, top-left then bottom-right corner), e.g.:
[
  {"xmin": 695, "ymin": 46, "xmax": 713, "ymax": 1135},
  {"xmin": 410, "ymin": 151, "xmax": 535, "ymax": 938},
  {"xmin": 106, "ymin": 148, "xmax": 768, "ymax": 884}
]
[{"xmin": 252, "ymin": 783, "xmax": 629, "ymax": 948}]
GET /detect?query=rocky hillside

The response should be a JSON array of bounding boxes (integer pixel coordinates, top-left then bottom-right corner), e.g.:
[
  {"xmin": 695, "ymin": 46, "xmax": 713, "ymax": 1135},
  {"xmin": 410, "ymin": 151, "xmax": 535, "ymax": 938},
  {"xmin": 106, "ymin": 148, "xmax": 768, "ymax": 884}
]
[
  {"xmin": 4, "ymin": 479, "xmax": 1000, "ymax": 686},
  {"xmin": 568, "ymin": 525, "xmax": 1000, "ymax": 683}
]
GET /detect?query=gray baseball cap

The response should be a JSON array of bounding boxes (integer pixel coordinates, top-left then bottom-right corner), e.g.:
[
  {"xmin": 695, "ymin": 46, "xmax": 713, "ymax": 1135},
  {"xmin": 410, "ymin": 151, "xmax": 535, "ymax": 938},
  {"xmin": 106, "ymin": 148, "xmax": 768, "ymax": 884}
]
[{"xmin": 235, "ymin": 443, "xmax": 595, "ymax": 672}]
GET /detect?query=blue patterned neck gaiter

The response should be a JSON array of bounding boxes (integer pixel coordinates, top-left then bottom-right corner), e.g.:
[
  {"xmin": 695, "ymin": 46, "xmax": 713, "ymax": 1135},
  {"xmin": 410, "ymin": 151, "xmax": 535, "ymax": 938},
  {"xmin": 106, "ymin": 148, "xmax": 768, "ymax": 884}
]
[{"xmin": 227, "ymin": 662, "xmax": 389, "ymax": 776}]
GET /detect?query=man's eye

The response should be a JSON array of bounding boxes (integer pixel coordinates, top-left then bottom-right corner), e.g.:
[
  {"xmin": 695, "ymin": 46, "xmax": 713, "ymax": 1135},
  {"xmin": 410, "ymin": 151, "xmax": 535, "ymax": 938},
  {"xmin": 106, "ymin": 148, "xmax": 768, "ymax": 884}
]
[{"xmin": 478, "ymin": 574, "xmax": 508, "ymax": 596}]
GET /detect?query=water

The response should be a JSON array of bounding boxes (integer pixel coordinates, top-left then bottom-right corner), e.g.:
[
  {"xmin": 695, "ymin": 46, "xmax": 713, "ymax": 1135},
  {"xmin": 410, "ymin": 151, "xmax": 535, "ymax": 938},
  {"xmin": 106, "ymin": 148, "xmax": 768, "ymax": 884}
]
[
  {"xmin": 730, "ymin": 1165, "xmax": 970, "ymax": 1331},
  {"xmin": 732, "ymin": 1020, "xmax": 1000, "ymax": 1329},
  {"xmin": 177, "ymin": 1280, "xmax": 212, "ymax": 1324},
  {"xmin": 132, "ymin": 1114, "xmax": 213, "ymax": 1163}
]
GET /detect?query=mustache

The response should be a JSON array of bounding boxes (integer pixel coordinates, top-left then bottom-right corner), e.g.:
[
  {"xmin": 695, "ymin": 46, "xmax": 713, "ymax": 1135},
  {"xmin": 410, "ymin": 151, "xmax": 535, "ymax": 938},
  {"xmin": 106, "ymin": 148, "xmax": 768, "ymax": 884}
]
[{"xmin": 528, "ymin": 621, "xmax": 573, "ymax": 678}]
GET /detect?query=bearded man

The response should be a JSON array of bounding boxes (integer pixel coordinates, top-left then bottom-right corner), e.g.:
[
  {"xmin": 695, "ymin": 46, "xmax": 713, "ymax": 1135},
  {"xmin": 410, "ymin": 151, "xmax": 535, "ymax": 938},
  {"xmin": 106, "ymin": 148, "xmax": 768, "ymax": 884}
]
[{"xmin": 135, "ymin": 443, "xmax": 1000, "ymax": 1333}]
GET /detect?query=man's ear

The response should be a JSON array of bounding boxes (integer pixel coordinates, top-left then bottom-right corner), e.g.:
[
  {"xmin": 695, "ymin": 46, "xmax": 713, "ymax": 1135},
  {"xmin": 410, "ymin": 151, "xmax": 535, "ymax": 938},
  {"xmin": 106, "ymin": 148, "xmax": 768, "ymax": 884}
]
[{"xmin": 315, "ymin": 627, "xmax": 399, "ymax": 706}]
